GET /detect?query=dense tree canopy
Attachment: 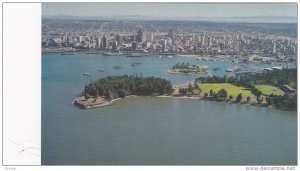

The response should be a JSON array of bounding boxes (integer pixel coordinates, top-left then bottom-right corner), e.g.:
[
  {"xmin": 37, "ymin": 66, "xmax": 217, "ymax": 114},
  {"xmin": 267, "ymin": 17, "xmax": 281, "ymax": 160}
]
[
  {"xmin": 218, "ymin": 89, "xmax": 228, "ymax": 98},
  {"xmin": 236, "ymin": 93, "xmax": 243, "ymax": 103},
  {"xmin": 83, "ymin": 75, "xmax": 173, "ymax": 100},
  {"xmin": 172, "ymin": 62, "xmax": 191, "ymax": 69},
  {"xmin": 266, "ymin": 94, "xmax": 297, "ymax": 110}
]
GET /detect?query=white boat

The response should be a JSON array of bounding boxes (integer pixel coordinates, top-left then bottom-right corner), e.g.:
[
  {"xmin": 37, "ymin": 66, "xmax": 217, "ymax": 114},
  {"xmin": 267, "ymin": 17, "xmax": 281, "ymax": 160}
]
[
  {"xmin": 103, "ymin": 52, "xmax": 122, "ymax": 56},
  {"xmin": 83, "ymin": 73, "xmax": 91, "ymax": 76},
  {"xmin": 97, "ymin": 68, "xmax": 106, "ymax": 72}
]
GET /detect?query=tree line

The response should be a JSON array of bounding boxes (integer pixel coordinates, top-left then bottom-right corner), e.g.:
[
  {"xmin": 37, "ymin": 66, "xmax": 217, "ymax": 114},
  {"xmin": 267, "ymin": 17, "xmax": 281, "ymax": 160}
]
[
  {"xmin": 196, "ymin": 68, "xmax": 297, "ymax": 88},
  {"xmin": 266, "ymin": 94, "xmax": 297, "ymax": 110},
  {"xmin": 172, "ymin": 62, "xmax": 191, "ymax": 69},
  {"xmin": 83, "ymin": 75, "xmax": 173, "ymax": 100}
]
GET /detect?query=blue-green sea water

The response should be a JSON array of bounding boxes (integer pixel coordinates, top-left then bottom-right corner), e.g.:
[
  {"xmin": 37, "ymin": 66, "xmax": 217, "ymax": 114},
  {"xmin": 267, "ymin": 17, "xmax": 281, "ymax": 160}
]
[{"xmin": 42, "ymin": 53, "xmax": 297, "ymax": 165}]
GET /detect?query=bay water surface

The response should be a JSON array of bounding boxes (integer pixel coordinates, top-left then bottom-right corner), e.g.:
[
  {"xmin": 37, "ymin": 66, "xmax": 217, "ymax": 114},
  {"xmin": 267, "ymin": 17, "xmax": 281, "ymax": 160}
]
[{"xmin": 42, "ymin": 53, "xmax": 297, "ymax": 165}]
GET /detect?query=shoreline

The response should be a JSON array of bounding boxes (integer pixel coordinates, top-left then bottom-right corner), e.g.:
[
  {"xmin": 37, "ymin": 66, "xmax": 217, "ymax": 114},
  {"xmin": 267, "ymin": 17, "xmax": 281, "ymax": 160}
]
[
  {"xmin": 166, "ymin": 69, "xmax": 212, "ymax": 76},
  {"xmin": 73, "ymin": 94, "xmax": 294, "ymax": 111},
  {"xmin": 73, "ymin": 95, "xmax": 137, "ymax": 109},
  {"xmin": 73, "ymin": 95, "xmax": 201, "ymax": 109},
  {"xmin": 43, "ymin": 51, "xmax": 297, "ymax": 67}
]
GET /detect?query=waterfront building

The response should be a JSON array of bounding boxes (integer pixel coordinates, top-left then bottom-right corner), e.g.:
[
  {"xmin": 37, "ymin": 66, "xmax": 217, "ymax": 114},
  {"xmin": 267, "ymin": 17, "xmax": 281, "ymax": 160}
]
[
  {"xmin": 171, "ymin": 45, "xmax": 176, "ymax": 52},
  {"xmin": 150, "ymin": 43, "xmax": 156, "ymax": 50},
  {"xmin": 162, "ymin": 44, "xmax": 166, "ymax": 52},
  {"xmin": 116, "ymin": 35, "xmax": 123, "ymax": 46},
  {"xmin": 96, "ymin": 37, "xmax": 101, "ymax": 48},
  {"xmin": 101, "ymin": 35, "xmax": 108, "ymax": 49},
  {"xmin": 146, "ymin": 33, "xmax": 154, "ymax": 42},
  {"xmin": 112, "ymin": 41, "xmax": 118, "ymax": 50},
  {"xmin": 137, "ymin": 29, "xmax": 143, "ymax": 43},
  {"xmin": 132, "ymin": 41, "xmax": 137, "ymax": 50},
  {"xmin": 142, "ymin": 42, "xmax": 149, "ymax": 49}
]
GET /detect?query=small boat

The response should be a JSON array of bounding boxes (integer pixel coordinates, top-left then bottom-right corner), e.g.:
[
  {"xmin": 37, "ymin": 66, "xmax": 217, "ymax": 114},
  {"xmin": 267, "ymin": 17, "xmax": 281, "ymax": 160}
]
[
  {"xmin": 126, "ymin": 54, "xmax": 143, "ymax": 57},
  {"xmin": 226, "ymin": 66, "xmax": 241, "ymax": 72},
  {"xmin": 97, "ymin": 68, "xmax": 106, "ymax": 72},
  {"xmin": 103, "ymin": 52, "xmax": 113, "ymax": 56},
  {"xmin": 130, "ymin": 62, "xmax": 142, "ymax": 67},
  {"xmin": 103, "ymin": 52, "xmax": 122, "ymax": 56},
  {"xmin": 212, "ymin": 67, "xmax": 222, "ymax": 71},
  {"xmin": 83, "ymin": 73, "xmax": 91, "ymax": 77},
  {"xmin": 60, "ymin": 53, "xmax": 74, "ymax": 55}
]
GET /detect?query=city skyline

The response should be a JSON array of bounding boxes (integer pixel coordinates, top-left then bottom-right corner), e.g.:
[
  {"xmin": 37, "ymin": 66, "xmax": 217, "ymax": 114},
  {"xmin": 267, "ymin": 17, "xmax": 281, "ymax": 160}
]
[{"xmin": 43, "ymin": 3, "xmax": 297, "ymax": 18}]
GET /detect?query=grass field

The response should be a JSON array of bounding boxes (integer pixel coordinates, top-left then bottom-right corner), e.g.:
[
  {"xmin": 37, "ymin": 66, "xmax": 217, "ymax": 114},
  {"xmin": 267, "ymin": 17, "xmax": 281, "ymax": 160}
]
[
  {"xmin": 79, "ymin": 96, "xmax": 106, "ymax": 103},
  {"xmin": 255, "ymin": 85, "xmax": 284, "ymax": 96},
  {"xmin": 200, "ymin": 83, "xmax": 255, "ymax": 99},
  {"xmin": 173, "ymin": 82, "xmax": 285, "ymax": 103}
]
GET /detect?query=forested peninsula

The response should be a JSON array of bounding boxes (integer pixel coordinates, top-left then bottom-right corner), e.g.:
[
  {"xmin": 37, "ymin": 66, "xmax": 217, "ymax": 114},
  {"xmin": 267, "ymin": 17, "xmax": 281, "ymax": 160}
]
[
  {"xmin": 74, "ymin": 68, "xmax": 297, "ymax": 111},
  {"xmin": 73, "ymin": 75, "xmax": 173, "ymax": 109}
]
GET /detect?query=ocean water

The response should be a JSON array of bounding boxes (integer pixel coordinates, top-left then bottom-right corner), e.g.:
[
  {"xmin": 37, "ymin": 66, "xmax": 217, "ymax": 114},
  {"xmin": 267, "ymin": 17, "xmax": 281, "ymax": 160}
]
[{"xmin": 42, "ymin": 53, "xmax": 297, "ymax": 165}]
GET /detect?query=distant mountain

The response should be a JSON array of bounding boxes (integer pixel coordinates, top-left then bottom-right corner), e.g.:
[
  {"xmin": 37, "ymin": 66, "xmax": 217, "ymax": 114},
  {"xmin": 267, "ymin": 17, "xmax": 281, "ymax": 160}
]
[
  {"xmin": 205, "ymin": 16, "xmax": 297, "ymax": 23},
  {"xmin": 42, "ymin": 15, "xmax": 297, "ymax": 23}
]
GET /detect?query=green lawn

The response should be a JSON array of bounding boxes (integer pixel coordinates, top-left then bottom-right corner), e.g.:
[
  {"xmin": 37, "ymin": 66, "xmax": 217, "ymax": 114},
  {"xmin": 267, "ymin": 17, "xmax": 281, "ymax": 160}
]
[
  {"xmin": 200, "ymin": 83, "xmax": 254, "ymax": 99},
  {"xmin": 255, "ymin": 85, "xmax": 284, "ymax": 96},
  {"xmin": 79, "ymin": 96, "xmax": 106, "ymax": 103}
]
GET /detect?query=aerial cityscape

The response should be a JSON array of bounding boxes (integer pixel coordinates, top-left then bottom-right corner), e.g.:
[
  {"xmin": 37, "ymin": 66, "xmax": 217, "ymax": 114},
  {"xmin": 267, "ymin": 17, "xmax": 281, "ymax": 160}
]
[
  {"xmin": 42, "ymin": 19, "xmax": 297, "ymax": 65},
  {"xmin": 42, "ymin": 3, "xmax": 297, "ymax": 166}
]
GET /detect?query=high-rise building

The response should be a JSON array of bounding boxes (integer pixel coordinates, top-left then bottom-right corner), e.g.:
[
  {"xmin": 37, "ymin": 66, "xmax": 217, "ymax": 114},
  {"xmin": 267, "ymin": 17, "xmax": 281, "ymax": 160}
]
[
  {"xmin": 240, "ymin": 34, "xmax": 244, "ymax": 40},
  {"xmin": 162, "ymin": 44, "xmax": 166, "ymax": 52},
  {"xmin": 116, "ymin": 35, "xmax": 123, "ymax": 46},
  {"xmin": 167, "ymin": 38, "xmax": 172, "ymax": 44},
  {"xmin": 132, "ymin": 41, "xmax": 137, "ymax": 50},
  {"xmin": 201, "ymin": 36, "xmax": 205, "ymax": 47},
  {"xmin": 194, "ymin": 41, "xmax": 198, "ymax": 48},
  {"xmin": 233, "ymin": 41, "xmax": 240, "ymax": 52},
  {"xmin": 79, "ymin": 36, "xmax": 84, "ymax": 43},
  {"xmin": 101, "ymin": 35, "xmax": 108, "ymax": 49},
  {"xmin": 207, "ymin": 36, "xmax": 212, "ymax": 48},
  {"xmin": 196, "ymin": 36, "xmax": 200, "ymax": 43},
  {"xmin": 286, "ymin": 39, "xmax": 290, "ymax": 46},
  {"xmin": 168, "ymin": 29, "xmax": 174, "ymax": 39},
  {"xmin": 136, "ymin": 29, "xmax": 143, "ymax": 43},
  {"xmin": 96, "ymin": 37, "xmax": 101, "ymax": 48},
  {"xmin": 293, "ymin": 47, "xmax": 296, "ymax": 54},
  {"xmin": 112, "ymin": 41, "xmax": 118, "ymax": 50},
  {"xmin": 62, "ymin": 35, "xmax": 69, "ymax": 42},
  {"xmin": 225, "ymin": 40, "xmax": 231, "ymax": 47},
  {"xmin": 272, "ymin": 43, "xmax": 276, "ymax": 54},
  {"xmin": 146, "ymin": 33, "xmax": 154, "ymax": 42},
  {"xmin": 130, "ymin": 35, "xmax": 136, "ymax": 42},
  {"xmin": 171, "ymin": 45, "xmax": 176, "ymax": 52}
]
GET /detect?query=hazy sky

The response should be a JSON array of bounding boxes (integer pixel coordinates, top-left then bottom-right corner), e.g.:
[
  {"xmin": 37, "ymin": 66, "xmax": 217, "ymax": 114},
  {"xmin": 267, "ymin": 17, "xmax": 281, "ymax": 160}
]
[{"xmin": 42, "ymin": 3, "xmax": 297, "ymax": 18}]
